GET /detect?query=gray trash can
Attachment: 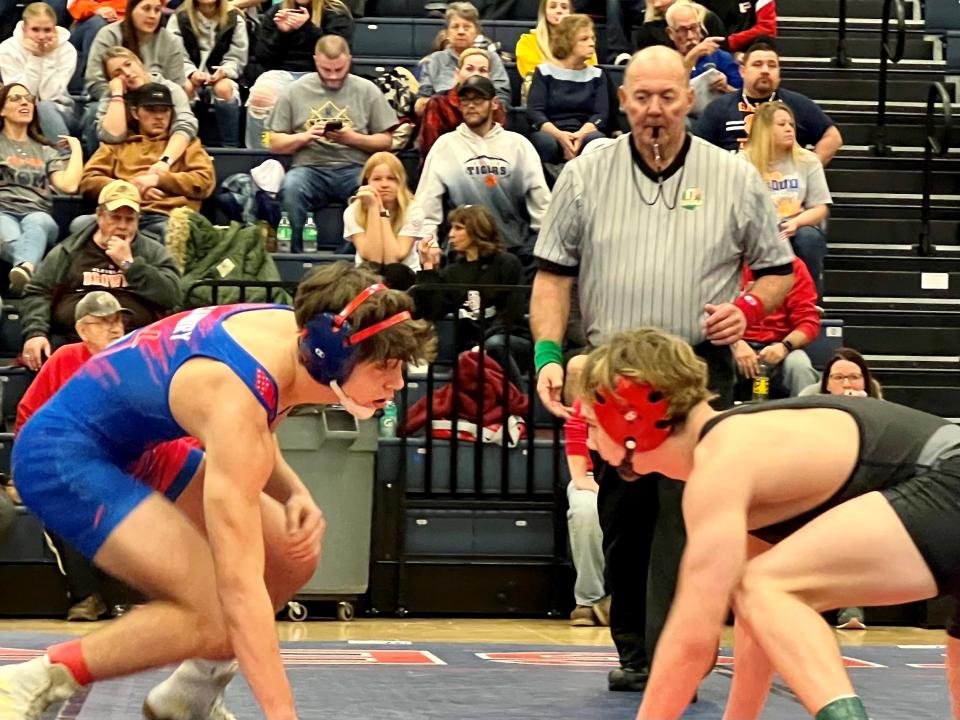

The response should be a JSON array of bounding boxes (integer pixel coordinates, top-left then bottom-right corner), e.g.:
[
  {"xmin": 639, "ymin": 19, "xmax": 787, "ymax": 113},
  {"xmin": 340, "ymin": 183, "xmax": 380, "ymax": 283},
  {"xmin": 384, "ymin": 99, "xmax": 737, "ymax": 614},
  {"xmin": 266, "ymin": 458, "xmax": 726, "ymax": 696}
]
[{"xmin": 276, "ymin": 405, "xmax": 378, "ymax": 621}]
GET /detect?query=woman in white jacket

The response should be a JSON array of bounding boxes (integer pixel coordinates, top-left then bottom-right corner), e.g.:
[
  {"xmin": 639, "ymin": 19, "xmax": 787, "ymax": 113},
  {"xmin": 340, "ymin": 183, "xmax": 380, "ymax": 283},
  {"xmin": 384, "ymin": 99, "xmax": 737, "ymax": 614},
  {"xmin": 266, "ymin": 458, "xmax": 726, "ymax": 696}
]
[{"xmin": 0, "ymin": 2, "xmax": 78, "ymax": 141}]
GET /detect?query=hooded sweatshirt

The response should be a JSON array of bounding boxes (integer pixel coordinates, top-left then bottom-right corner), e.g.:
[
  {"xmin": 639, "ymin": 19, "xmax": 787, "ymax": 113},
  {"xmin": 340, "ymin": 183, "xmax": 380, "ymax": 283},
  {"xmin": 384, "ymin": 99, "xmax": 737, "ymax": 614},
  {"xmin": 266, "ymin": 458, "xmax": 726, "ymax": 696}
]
[
  {"xmin": 0, "ymin": 23, "xmax": 76, "ymax": 113},
  {"xmin": 412, "ymin": 122, "xmax": 551, "ymax": 251}
]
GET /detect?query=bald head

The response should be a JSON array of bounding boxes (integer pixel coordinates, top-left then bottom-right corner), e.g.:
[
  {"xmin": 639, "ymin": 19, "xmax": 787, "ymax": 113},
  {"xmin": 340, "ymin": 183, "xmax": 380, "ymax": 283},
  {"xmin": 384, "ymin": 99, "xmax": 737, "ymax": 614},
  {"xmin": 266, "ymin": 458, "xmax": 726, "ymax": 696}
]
[{"xmin": 624, "ymin": 46, "xmax": 690, "ymax": 89}]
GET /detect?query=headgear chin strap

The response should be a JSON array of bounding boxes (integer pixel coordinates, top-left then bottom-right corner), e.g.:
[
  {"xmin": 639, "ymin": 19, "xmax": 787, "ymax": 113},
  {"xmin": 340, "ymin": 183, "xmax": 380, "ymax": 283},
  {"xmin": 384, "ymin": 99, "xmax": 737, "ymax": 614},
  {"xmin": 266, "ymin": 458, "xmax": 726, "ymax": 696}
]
[
  {"xmin": 593, "ymin": 377, "xmax": 672, "ymax": 460},
  {"xmin": 298, "ymin": 283, "xmax": 411, "ymax": 386}
]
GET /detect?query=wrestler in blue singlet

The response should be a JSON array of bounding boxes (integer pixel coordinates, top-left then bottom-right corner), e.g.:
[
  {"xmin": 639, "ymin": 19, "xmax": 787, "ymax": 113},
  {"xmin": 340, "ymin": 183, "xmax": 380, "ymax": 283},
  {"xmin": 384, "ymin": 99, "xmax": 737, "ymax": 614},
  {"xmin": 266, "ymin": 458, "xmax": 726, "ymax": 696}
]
[{"xmin": 13, "ymin": 304, "xmax": 289, "ymax": 559}]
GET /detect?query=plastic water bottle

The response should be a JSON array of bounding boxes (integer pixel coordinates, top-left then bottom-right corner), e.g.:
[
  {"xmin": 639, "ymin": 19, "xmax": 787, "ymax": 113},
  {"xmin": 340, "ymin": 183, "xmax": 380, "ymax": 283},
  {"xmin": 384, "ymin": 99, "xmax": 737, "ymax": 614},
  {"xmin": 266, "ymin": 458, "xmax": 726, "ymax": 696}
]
[
  {"xmin": 276, "ymin": 212, "xmax": 292, "ymax": 253},
  {"xmin": 752, "ymin": 362, "xmax": 770, "ymax": 402},
  {"xmin": 302, "ymin": 215, "xmax": 318, "ymax": 253},
  {"xmin": 379, "ymin": 400, "xmax": 398, "ymax": 438}
]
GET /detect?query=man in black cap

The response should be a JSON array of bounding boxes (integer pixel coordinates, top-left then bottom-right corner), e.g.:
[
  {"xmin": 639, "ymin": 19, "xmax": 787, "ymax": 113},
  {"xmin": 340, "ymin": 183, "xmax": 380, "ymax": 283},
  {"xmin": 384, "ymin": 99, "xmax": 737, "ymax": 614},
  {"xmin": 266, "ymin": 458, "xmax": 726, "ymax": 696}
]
[
  {"xmin": 79, "ymin": 81, "xmax": 216, "ymax": 239},
  {"xmin": 412, "ymin": 74, "xmax": 551, "ymax": 272}
]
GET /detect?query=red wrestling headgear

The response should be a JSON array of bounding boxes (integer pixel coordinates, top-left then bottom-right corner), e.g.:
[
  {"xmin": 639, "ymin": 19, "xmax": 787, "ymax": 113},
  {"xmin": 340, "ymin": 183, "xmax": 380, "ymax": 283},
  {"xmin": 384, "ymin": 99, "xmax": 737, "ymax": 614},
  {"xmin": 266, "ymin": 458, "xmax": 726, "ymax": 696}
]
[{"xmin": 592, "ymin": 377, "xmax": 672, "ymax": 452}]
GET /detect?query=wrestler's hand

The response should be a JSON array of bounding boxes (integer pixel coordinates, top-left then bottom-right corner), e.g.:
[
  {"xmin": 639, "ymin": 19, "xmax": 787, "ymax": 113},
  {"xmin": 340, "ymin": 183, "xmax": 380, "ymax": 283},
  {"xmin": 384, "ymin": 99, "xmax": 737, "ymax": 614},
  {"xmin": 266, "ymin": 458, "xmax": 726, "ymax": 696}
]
[
  {"xmin": 537, "ymin": 363, "xmax": 571, "ymax": 420},
  {"xmin": 284, "ymin": 491, "xmax": 324, "ymax": 563}
]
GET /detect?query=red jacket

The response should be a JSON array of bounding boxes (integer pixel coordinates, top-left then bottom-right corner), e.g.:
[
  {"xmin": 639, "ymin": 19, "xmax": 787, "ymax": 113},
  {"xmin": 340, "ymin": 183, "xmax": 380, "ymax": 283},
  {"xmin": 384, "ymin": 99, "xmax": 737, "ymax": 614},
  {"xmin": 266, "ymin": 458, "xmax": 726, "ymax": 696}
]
[
  {"xmin": 418, "ymin": 90, "xmax": 508, "ymax": 164},
  {"xmin": 742, "ymin": 258, "xmax": 820, "ymax": 345},
  {"xmin": 403, "ymin": 350, "xmax": 528, "ymax": 436},
  {"xmin": 708, "ymin": 0, "xmax": 777, "ymax": 51},
  {"xmin": 15, "ymin": 343, "xmax": 91, "ymax": 434}
]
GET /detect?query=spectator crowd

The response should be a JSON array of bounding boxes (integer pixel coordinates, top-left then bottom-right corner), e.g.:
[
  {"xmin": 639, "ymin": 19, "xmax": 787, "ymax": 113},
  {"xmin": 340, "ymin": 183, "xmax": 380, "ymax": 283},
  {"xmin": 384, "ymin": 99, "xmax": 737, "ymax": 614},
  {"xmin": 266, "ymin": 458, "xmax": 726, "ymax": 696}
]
[{"xmin": 0, "ymin": 0, "xmax": 865, "ymax": 636}]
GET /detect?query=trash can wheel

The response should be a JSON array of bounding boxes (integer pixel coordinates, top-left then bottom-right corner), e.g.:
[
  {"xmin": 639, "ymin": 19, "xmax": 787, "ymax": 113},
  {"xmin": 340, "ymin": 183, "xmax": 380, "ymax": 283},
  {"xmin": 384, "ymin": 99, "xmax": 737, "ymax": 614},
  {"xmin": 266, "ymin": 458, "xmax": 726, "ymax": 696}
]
[
  {"xmin": 287, "ymin": 601, "xmax": 308, "ymax": 622},
  {"xmin": 336, "ymin": 601, "xmax": 355, "ymax": 622}
]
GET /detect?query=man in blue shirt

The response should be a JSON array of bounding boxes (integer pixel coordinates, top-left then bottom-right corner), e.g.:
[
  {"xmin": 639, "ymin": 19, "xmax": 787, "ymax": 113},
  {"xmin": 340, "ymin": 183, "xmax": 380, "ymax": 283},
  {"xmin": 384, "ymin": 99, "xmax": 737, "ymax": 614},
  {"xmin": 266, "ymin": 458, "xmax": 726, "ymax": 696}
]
[{"xmin": 693, "ymin": 38, "xmax": 843, "ymax": 166}]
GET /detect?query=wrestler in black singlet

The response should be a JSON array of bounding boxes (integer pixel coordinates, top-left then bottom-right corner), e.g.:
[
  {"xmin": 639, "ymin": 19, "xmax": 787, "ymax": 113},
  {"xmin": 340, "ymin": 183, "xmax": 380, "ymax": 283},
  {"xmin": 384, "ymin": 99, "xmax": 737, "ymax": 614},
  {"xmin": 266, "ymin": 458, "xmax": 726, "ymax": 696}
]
[{"xmin": 700, "ymin": 395, "xmax": 960, "ymax": 595}]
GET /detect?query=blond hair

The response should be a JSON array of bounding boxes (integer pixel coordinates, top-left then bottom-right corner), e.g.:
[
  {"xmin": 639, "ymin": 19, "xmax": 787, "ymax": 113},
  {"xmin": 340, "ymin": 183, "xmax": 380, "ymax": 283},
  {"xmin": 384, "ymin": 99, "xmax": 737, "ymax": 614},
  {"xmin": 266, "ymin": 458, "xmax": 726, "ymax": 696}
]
[
  {"xmin": 281, "ymin": 0, "xmax": 350, "ymax": 28},
  {"xmin": 314, "ymin": 33, "xmax": 350, "ymax": 58},
  {"xmin": 578, "ymin": 328, "xmax": 712, "ymax": 425},
  {"xmin": 348, "ymin": 152, "xmax": 414, "ymax": 235},
  {"xmin": 180, "ymin": 0, "xmax": 230, "ymax": 34},
  {"xmin": 102, "ymin": 45, "xmax": 144, "ymax": 75},
  {"xmin": 743, "ymin": 101, "xmax": 801, "ymax": 176},
  {"xmin": 532, "ymin": 0, "xmax": 571, "ymax": 66},
  {"xmin": 21, "ymin": 2, "xmax": 57, "ymax": 23},
  {"xmin": 549, "ymin": 14, "xmax": 594, "ymax": 61},
  {"xmin": 645, "ymin": 0, "xmax": 700, "ymax": 23},
  {"xmin": 457, "ymin": 46, "xmax": 491, "ymax": 71}
]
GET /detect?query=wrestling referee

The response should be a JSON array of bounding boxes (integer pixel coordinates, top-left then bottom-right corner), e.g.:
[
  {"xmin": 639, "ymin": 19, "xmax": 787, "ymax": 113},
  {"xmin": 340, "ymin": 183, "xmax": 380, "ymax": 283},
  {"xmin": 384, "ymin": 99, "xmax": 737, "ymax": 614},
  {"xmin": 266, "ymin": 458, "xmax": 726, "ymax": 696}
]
[{"xmin": 530, "ymin": 45, "xmax": 794, "ymax": 691}]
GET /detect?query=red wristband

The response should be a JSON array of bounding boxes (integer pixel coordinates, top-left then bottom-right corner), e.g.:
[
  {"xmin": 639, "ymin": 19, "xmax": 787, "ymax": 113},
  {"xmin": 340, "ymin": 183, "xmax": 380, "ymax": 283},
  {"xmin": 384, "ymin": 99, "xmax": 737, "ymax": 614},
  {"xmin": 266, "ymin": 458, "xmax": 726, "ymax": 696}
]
[{"xmin": 734, "ymin": 292, "xmax": 765, "ymax": 327}]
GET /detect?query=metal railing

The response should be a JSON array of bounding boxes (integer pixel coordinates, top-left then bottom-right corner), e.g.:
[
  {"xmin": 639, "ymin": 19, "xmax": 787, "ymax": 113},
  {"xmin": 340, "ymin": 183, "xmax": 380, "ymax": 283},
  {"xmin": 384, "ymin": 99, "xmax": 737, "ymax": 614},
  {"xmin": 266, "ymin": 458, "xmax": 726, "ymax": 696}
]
[
  {"xmin": 834, "ymin": 0, "xmax": 850, "ymax": 67},
  {"xmin": 919, "ymin": 82, "xmax": 953, "ymax": 256},
  {"xmin": 873, "ymin": 0, "xmax": 907, "ymax": 155}
]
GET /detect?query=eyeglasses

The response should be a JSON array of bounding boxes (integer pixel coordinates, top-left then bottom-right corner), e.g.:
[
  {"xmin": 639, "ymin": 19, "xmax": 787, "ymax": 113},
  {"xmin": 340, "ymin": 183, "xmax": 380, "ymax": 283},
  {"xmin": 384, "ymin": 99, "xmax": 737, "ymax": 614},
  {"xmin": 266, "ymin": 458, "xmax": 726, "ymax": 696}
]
[
  {"xmin": 672, "ymin": 25, "xmax": 701, "ymax": 36},
  {"xmin": 459, "ymin": 96, "xmax": 490, "ymax": 107},
  {"xmin": 829, "ymin": 373, "xmax": 863, "ymax": 383},
  {"xmin": 5, "ymin": 93, "xmax": 35, "ymax": 105}
]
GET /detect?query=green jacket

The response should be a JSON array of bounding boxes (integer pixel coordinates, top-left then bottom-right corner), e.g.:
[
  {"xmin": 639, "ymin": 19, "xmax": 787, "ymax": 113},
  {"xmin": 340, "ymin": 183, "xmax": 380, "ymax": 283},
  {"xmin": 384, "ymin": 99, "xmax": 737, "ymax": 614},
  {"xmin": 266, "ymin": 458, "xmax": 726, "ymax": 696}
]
[
  {"xmin": 21, "ymin": 222, "xmax": 182, "ymax": 341},
  {"xmin": 169, "ymin": 209, "xmax": 291, "ymax": 308}
]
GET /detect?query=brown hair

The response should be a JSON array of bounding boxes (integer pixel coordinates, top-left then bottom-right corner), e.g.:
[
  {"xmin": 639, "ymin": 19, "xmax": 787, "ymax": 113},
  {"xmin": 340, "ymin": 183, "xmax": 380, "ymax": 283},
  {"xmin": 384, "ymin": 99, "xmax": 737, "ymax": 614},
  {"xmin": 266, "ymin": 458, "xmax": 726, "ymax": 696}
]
[
  {"xmin": 549, "ymin": 14, "xmax": 594, "ymax": 60},
  {"xmin": 447, "ymin": 205, "xmax": 502, "ymax": 258},
  {"xmin": 445, "ymin": 2, "xmax": 481, "ymax": 32},
  {"xmin": 0, "ymin": 83, "xmax": 52, "ymax": 145},
  {"xmin": 180, "ymin": 0, "xmax": 230, "ymax": 35},
  {"xmin": 743, "ymin": 38, "xmax": 779, "ymax": 62},
  {"xmin": 21, "ymin": 2, "xmax": 57, "ymax": 23},
  {"xmin": 294, "ymin": 262, "xmax": 437, "ymax": 366},
  {"xmin": 819, "ymin": 347, "xmax": 883, "ymax": 398},
  {"xmin": 578, "ymin": 328, "xmax": 712, "ymax": 425}
]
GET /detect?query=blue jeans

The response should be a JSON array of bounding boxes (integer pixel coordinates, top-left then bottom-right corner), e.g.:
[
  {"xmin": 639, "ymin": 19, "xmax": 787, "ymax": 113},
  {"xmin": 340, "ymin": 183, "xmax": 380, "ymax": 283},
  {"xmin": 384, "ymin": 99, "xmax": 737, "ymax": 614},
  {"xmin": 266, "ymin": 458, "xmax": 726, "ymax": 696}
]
[
  {"xmin": 0, "ymin": 211, "xmax": 58, "ymax": 267},
  {"xmin": 36, "ymin": 100, "xmax": 75, "ymax": 142},
  {"xmin": 69, "ymin": 15, "xmax": 109, "ymax": 94},
  {"xmin": 279, "ymin": 164, "xmax": 361, "ymax": 252},
  {"xmin": 790, "ymin": 225, "xmax": 827, "ymax": 301},
  {"xmin": 605, "ymin": 0, "xmax": 642, "ymax": 61}
]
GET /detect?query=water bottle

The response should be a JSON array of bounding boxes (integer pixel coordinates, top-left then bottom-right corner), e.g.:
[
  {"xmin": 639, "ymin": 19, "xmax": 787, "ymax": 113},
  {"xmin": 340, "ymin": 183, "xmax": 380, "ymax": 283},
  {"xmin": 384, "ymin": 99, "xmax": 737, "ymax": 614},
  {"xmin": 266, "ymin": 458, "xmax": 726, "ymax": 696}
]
[
  {"xmin": 276, "ymin": 211, "xmax": 292, "ymax": 253},
  {"xmin": 379, "ymin": 400, "xmax": 398, "ymax": 438},
  {"xmin": 752, "ymin": 362, "xmax": 770, "ymax": 402},
  {"xmin": 302, "ymin": 214, "xmax": 318, "ymax": 253}
]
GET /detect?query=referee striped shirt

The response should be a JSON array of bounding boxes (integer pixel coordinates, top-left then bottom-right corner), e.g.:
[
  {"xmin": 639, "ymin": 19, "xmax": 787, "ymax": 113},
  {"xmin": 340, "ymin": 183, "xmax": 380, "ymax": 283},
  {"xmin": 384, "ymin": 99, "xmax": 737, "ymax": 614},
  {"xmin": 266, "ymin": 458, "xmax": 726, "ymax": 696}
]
[{"xmin": 534, "ymin": 134, "xmax": 793, "ymax": 346}]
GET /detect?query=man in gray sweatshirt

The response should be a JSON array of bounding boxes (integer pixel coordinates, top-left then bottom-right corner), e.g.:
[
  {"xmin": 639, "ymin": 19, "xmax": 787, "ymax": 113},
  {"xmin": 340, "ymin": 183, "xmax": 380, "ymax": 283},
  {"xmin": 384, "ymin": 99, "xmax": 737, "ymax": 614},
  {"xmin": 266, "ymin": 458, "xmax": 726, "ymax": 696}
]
[{"xmin": 412, "ymin": 76, "xmax": 551, "ymax": 274}]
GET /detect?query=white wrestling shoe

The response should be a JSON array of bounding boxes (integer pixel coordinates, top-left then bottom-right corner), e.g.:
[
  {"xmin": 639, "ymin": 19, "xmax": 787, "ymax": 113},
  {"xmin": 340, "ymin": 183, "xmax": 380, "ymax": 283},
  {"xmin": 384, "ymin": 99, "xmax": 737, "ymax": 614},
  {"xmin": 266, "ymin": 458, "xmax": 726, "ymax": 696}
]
[
  {"xmin": 0, "ymin": 656, "xmax": 80, "ymax": 719},
  {"xmin": 142, "ymin": 660, "xmax": 239, "ymax": 720}
]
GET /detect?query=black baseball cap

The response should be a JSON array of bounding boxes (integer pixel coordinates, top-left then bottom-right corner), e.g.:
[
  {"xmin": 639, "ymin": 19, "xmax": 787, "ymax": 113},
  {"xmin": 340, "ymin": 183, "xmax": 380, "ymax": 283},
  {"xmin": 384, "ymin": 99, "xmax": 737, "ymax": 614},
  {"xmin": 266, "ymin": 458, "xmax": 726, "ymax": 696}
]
[
  {"xmin": 129, "ymin": 82, "xmax": 174, "ymax": 108},
  {"xmin": 456, "ymin": 75, "xmax": 496, "ymax": 100}
]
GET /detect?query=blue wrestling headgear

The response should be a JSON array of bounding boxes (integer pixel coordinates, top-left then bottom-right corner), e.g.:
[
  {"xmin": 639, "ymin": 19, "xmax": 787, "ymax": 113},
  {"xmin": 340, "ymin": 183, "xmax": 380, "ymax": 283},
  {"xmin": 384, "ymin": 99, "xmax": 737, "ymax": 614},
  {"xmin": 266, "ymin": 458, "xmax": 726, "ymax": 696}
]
[{"xmin": 298, "ymin": 283, "xmax": 412, "ymax": 385}]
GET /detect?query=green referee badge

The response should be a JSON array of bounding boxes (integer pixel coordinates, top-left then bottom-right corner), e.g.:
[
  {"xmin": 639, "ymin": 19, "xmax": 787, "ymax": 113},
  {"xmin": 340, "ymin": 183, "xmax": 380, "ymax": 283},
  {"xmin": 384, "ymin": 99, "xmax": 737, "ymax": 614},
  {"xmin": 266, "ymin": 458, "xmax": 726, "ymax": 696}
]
[{"xmin": 680, "ymin": 187, "xmax": 704, "ymax": 210}]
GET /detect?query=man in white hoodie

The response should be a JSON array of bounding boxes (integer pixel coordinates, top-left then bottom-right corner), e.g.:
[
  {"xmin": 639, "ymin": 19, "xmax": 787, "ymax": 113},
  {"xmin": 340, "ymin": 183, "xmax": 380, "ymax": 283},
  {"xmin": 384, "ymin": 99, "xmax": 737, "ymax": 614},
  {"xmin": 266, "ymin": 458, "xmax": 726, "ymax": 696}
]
[
  {"xmin": 413, "ymin": 75, "xmax": 551, "ymax": 275},
  {"xmin": 0, "ymin": 2, "xmax": 77, "ymax": 141}
]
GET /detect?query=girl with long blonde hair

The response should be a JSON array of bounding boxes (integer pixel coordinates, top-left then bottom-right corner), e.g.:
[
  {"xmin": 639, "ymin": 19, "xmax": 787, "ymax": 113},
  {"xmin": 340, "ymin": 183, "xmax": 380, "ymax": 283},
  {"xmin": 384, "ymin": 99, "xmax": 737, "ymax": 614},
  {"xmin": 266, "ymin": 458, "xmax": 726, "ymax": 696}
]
[
  {"xmin": 743, "ymin": 101, "xmax": 833, "ymax": 299},
  {"xmin": 343, "ymin": 152, "xmax": 424, "ymax": 270}
]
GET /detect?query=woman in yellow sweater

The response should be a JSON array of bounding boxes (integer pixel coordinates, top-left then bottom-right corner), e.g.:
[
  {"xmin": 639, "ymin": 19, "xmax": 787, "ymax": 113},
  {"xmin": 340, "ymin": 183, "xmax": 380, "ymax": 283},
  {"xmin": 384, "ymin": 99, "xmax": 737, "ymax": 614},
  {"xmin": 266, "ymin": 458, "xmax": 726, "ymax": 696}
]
[{"xmin": 515, "ymin": 0, "xmax": 596, "ymax": 101}]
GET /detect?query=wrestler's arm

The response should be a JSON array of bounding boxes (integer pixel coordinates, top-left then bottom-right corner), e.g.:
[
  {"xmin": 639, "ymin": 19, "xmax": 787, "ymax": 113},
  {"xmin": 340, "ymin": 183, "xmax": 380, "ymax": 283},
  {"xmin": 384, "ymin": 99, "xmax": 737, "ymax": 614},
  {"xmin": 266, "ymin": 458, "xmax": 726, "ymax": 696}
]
[
  {"xmin": 637, "ymin": 446, "xmax": 753, "ymax": 720},
  {"xmin": 264, "ymin": 437, "xmax": 308, "ymax": 503},
  {"xmin": 200, "ymin": 388, "xmax": 297, "ymax": 720}
]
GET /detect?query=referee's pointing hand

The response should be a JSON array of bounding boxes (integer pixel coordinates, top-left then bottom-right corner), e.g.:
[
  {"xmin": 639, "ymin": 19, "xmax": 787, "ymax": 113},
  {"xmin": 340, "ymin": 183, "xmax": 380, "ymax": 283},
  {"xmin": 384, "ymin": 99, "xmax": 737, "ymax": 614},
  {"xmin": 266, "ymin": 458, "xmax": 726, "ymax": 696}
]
[{"xmin": 703, "ymin": 303, "xmax": 748, "ymax": 346}]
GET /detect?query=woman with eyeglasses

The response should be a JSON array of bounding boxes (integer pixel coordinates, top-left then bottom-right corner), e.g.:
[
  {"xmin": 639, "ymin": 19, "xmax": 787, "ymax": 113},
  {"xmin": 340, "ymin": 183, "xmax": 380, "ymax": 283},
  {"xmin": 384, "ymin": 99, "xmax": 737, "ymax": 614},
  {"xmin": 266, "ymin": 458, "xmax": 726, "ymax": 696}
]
[
  {"xmin": 0, "ymin": 82, "xmax": 82, "ymax": 297},
  {"xmin": 819, "ymin": 347, "xmax": 882, "ymax": 400}
]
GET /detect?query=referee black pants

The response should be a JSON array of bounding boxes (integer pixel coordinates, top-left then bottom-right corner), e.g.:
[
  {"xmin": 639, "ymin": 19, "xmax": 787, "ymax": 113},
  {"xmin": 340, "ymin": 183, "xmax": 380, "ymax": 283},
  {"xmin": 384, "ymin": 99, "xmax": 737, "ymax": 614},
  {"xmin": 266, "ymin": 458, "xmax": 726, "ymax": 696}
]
[{"xmin": 598, "ymin": 340, "xmax": 735, "ymax": 670}]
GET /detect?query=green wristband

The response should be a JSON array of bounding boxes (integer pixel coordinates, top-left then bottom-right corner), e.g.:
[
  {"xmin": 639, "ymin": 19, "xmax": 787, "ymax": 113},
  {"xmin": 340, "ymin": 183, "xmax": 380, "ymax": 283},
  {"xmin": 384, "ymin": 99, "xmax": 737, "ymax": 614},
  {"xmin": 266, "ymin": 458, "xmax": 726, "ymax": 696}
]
[{"xmin": 534, "ymin": 340, "xmax": 564, "ymax": 373}]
